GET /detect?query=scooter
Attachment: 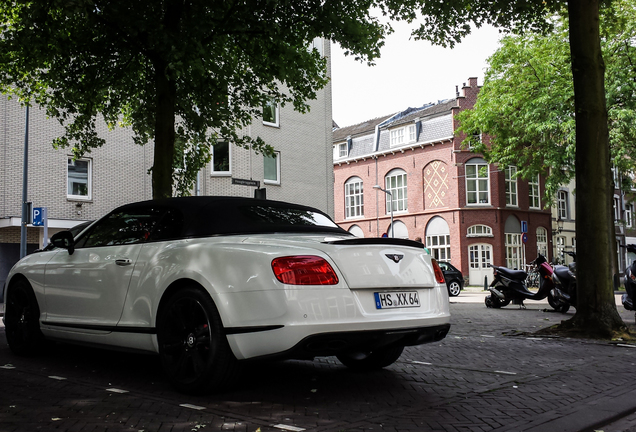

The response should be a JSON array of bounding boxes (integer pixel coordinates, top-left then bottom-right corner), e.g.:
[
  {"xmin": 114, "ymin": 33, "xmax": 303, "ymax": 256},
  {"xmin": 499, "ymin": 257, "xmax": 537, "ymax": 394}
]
[
  {"xmin": 621, "ymin": 244, "xmax": 636, "ymax": 315},
  {"xmin": 548, "ymin": 251, "xmax": 577, "ymax": 313},
  {"xmin": 485, "ymin": 254, "xmax": 555, "ymax": 309}
]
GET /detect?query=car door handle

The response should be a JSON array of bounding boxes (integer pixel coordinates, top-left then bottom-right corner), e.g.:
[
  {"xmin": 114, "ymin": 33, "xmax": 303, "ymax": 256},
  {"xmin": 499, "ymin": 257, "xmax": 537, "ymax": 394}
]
[{"xmin": 115, "ymin": 258, "xmax": 132, "ymax": 266}]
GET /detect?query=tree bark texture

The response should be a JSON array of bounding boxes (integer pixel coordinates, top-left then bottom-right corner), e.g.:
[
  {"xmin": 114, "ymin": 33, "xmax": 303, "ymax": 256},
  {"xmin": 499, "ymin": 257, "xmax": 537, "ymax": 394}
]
[
  {"xmin": 567, "ymin": 0, "xmax": 626, "ymax": 336},
  {"xmin": 152, "ymin": 61, "xmax": 177, "ymax": 199}
]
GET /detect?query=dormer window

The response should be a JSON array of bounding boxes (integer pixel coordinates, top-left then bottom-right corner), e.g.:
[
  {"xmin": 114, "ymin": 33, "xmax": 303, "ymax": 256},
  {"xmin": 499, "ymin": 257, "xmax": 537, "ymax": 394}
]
[
  {"xmin": 390, "ymin": 128, "xmax": 404, "ymax": 146},
  {"xmin": 338, "ymin": 142, "xmax": 348, "ymax": 158},
  {"xmin": 408, "ymin": 124, "xmax": 416, "ymax": 142}
]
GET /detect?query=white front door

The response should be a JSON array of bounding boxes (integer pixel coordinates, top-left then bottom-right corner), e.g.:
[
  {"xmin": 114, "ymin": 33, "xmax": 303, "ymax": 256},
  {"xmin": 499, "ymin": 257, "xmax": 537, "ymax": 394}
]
[{"xmin": 468, "ymin": 243, "xmax": 493, "ymax": 286}]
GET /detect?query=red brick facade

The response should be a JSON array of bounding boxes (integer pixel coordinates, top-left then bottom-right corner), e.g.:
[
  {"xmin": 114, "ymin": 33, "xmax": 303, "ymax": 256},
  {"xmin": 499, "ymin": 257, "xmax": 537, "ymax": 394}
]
[{"xmin": 333, "ymin": 78, "xmax": 552, "ymax": 284}]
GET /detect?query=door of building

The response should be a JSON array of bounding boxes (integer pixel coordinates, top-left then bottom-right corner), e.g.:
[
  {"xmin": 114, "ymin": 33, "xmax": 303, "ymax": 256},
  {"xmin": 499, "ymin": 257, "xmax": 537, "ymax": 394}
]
[{"xmin": 468, "ymin": 243, "xmax": 493, "ymax": 286}]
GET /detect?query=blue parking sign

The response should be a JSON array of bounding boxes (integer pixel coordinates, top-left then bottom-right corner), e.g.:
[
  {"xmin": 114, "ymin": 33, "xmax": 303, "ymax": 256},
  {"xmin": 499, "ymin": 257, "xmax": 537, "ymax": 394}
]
[
  {"xmin": 32, "ymin": 207, "xmax": 44, "ymax": 226},
  {"xmin": 521, "ymin": 220, "xmax": 528, "ymax": 233}
]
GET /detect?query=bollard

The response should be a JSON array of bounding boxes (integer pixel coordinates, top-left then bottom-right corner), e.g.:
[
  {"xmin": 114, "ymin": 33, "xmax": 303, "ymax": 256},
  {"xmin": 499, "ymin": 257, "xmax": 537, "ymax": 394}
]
[{"xmin": 484, "ymin": 276, "xmax": 488, "ymax": 291}]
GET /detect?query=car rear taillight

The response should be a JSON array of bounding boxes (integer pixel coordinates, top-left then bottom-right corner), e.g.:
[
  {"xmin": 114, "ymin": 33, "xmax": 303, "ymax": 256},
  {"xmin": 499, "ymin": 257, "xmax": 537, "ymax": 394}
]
[
  {"xmin": 432, "ymin": 259, "xmax": 445, "ymax": 284},
  {"xmin": 271, "ymin": 255, "xmax": 339, "ymax": 285}
]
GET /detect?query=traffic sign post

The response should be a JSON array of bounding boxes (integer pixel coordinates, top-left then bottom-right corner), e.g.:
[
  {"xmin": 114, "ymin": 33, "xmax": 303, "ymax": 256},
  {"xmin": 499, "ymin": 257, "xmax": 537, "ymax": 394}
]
[{"xmin": 33, "ymin": 207, "xmax": 48, "ymax": 248}]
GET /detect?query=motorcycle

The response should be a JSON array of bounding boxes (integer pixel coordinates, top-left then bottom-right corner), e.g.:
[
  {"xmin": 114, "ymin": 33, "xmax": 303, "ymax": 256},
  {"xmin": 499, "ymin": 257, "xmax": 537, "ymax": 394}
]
[
  {"xmin": 485, "ymin": 254, "xmax": 558, "ymax": 309},
  {"xmin": 621, "ymin": 244, "xmax": 636, "ymax": 315},
  {"xmin": 547, "ymin": 251, "xmax": 577, "ymax": 313}
]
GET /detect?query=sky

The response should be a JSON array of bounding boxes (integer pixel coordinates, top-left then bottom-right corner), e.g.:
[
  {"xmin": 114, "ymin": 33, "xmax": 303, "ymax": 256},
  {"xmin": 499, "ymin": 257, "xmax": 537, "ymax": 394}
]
[{"xmin": 330, "ymin": 22, "xmax": 503, "ymax": 128}]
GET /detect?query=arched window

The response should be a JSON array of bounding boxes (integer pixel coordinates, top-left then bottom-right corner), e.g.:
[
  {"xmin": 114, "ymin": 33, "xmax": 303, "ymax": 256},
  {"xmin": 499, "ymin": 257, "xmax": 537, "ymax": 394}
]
[
  {"xmin": 384, "ymin": 169, "xmax": 407, "ymax": 213},
  {"xmin": 425, "ymin": 216, "xmax": 451, "ymax": 262},
  {"xmin": 348, "ymin": 225, "xmax": 364, "ymax": 238},
  {"xmin": 389, "ymin": 220, "xmax": 409, "ymax": 239},
  {"xmin": 467, "ymin": 225, "xmax": 493, "ymax": 237},
  {"xmin": 344, "ymin": 177, "xmax": 364, "ymax": 218}
]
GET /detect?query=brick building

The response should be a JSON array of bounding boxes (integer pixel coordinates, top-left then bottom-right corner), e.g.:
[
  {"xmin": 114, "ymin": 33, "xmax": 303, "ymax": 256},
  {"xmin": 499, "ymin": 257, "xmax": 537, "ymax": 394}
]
[
  {"xmin": 0, "ymin": 39, "xmax": 334, "ymax": 288},
  {"xmin": 333, "ymin": 78, "xmax": 552, "ymax": 285}
]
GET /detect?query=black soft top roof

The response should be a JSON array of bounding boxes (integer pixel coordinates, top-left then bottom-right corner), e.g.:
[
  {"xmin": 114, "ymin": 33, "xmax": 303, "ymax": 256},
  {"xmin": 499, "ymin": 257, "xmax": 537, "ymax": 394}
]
[{"xmin": 112, "ymin": 196, "xmax": 349, "ymax": 238}]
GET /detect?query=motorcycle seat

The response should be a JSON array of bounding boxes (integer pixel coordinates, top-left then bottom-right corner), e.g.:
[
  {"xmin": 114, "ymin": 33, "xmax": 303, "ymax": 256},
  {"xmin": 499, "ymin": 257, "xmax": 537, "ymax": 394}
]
[
  {"xmin": 494, "ymin": 266, "xmax": 527, "ymax": 281},
  {"xmin": 554, "ymin": 266, "xmax": 572, "ymax": 281}
]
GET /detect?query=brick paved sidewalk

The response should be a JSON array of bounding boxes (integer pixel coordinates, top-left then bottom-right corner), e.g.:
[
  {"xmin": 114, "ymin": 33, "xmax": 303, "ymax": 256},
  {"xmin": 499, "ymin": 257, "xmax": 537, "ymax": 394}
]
[{"xmin": 1, "ymin": 297, "xmax": 636, "ymax": 432}]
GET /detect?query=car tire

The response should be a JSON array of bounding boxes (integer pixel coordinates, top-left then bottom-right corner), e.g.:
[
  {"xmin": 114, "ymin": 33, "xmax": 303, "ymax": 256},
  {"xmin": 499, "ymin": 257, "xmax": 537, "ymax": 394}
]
[
  {"xmin": 447, "ymin": 280, "xmax": 462, "ymax": 297},
  {"xmin": 157, "ymin": 287, "xmax": 238, "ymax": 394},
  {"xmin": 336, "ymin": 344, "xmax": 405, "ymax": 371},
  {"xmin": 5, "ymin": 278, "xmax": 45, "ymax": 356}
]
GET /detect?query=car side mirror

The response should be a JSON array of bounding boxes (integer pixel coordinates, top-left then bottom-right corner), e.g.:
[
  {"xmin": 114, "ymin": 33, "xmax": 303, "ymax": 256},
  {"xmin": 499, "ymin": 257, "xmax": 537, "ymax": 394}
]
[{"xmin": 50, "ymin": 231, "xmax": 75, "ymax": 255}]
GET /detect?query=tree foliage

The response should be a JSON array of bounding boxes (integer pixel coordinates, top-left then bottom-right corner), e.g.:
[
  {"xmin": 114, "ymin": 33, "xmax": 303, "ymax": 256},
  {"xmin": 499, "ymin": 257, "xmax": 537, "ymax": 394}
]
[
  {"xmin": 0, "ymin": 0, "xmax": 402, "ymax": 197},
  {"xmin": 456, "ymin": 0, "xmax": 636, "ymax": 203}
]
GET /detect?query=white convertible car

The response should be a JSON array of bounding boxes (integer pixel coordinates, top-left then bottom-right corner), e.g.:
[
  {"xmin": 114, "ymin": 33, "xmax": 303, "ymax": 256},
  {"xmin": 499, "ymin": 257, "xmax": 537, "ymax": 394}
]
[{"xmin": 3, "ymin": 197, "xmax": 450, "ymax": 393}]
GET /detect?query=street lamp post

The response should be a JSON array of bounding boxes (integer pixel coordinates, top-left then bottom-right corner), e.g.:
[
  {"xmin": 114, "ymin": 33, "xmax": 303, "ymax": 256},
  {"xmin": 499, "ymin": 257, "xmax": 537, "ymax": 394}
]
[{"xmin": 373, "ymin": 185, "xmax": 393, "ymax": 238}]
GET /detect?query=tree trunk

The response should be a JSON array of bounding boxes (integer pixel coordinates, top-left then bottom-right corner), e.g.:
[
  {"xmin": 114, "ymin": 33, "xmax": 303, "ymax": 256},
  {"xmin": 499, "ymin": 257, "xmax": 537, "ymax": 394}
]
[
  {"xmin": 565, "ymin": 0, "xmax": 626, "ymax": 337},
  {"xmin": 152, "ymin": 61, "xmax": 177, "ymax": 199}
]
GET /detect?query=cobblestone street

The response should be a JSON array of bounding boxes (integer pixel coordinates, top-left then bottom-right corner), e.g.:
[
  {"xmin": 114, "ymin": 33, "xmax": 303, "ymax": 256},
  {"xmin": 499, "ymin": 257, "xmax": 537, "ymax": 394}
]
[{"xmin": 1, "ymin": 292, "xmax": 636, "ymax": 432}]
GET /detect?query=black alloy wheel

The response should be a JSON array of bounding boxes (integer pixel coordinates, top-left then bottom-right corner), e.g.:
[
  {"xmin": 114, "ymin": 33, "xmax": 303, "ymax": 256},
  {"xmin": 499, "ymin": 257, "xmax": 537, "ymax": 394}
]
[
  {"xmin": 336, "ymin": 344, "xmax": 405, "ymax": 371},
  {"xmin": 4, "ymin": 279, "xmax": 45, "ymax": 356},
  {"xmin": 157, "ymin": 287, "xmax": 237, "ymax": 394}
]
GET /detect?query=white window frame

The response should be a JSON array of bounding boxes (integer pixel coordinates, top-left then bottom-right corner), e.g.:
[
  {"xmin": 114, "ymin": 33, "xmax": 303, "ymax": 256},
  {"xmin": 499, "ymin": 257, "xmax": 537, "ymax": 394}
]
[
  {"xmin": 67, "ymin": 157, "xmax": 92, "ymax": 200},
  {"xmin": 465, "ymin": 161, "xmax": 490, "ymax": 205},
  {"xmin": 614, "ymin": 196, "xmax": 621, "ymax": 221},
  {"xmin": 211, "ymin": 140, "xmax": 231, "ymax": 176},
  {"xmin": 536, "ymin": 227, "xmax": 548, "ymax": 257},
  {"xmin": 309, "ymin": 37, "xmax": 323, "ymax": 56},
  {"xmin": 345, "ymin": 177, "xmax": 364, "ymax": 219},
  {"xmin": 556, "ymin": 235, "xmax": 567, "ymax": 264},
  {"xmin": 263, "ymin": 151, "xmax": 280, "ymax": 185},
  {"xmin": 384, "ymin": 169, "xmax": 408, "ymax": 213},
  {"xmin": 626, "ymin": 203, "xmax": 633, "ymax": 228},
  {"xmin": 408, "ymin": 124, "xmax": 416, "ymax": 143},
  {"xmin": 529, "ymin": 175, "xmax": 540, "ymax": 209},
  {"xmin": 467, "ymin": 224, "xmax": 493, "ymax": 237},
  {"xmin": 469, "ymin": 243, "xmax": 492, "ymax": 269},
  {"xmin": 557, "ymin": 190, "xmax": 568, "ymax": 219},
  {"xmin": 338, "ymin": 142, "xmax": 348, "ymax": 158},
  {"xmin": 505, "ymin": 233, "xmax": 523, "ymax": 269},
  {"xmin": 505, "ymin": 166, "xmax": 518, "ymax": 207},
  {"xmin": 390, "ymin": 128, "xmax": 405, "ymax": 147},
  {"xmin": 263, "ymin": 98, "xmax": 280, "ymax": 127},
  {"xmin": 426, "ymin": 234, "xmax": 451, "ymax": 262}
]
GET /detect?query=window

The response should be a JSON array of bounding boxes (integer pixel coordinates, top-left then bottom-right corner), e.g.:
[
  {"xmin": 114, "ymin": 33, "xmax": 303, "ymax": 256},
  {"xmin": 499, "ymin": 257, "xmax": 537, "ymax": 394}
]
[
  {"xmin": 384, "ymin": 169, "xmax": 407, "ymax": 212},
  {"xmin": 505, "ymin": 166, "xmax": 518, "ymax": 207},
  {"xmin": 627, "ymin": 203, "xmax": 634, "ymax": 228},
  {"xmin": 408, "ymin": 125, "xmax": 416, "ymax": 142},
  {"xmin": 468, "ymin": 131, "xmax": 482, "ymax": 150},
  {"xmin": 465, "ymin": 161, "xmax": 489, "ymax": 205},
  {"xmin": 211, "ymin": 140, "xmax": 230, "ymax": 175},
  {"xmin": 536, "ymin": 227, "xmax": 548, "ymax": 257},
  {"xmin": 390, "ymin": 128, "xmax": 404, "ymax": 146},
  {"xmin": 426, "ymin": 234, "xmax": 451, "ymax": 262},
  {"xmin": 529, "ymin": 175, "xmax": 540, "ymax": 209},
  {"xmin": 263, "ymin": 98, "xmax": 279, "ymax": 127},
  {"xmin": 469, "ymin": 244, "xmax": 491, "ymax": 269},
  {"xmin": 557, "ymin": 190, "xmax": 568, "ymax": 219},
  {"xmin": 614, "ymin": 196, "xmax": 621, "ymax": 221},
  {"xmin": 467, "ymin": 225, "xmax": 493, "ymax": 237},
  {"xmin": 613, "ymin": 166, "xmax": 620, "ymax": 188},
  {"xmin": 264, "ymin": 151, "xmax": 280, "ymax": 184},
  {"xmin": 67, "ymin": 158, "xmax": 91, "ymax": 200},
  {"xmin": 556, "ymin": 236, "xmax": 566, "ymax": 264},
  {"xmin": 345, "ymin": 177, "xmax": 364, "ymax": 218},
  {"xmin": 338, "ymin": 143, "xmax": 348, "ymax": 158},
  {"xmin": 309, "ymin": 37, "xmax": 323, "ymax": 56},
  {"xmin": 505, "ymin": 233, "xmax": 522, "ymax": 269}
]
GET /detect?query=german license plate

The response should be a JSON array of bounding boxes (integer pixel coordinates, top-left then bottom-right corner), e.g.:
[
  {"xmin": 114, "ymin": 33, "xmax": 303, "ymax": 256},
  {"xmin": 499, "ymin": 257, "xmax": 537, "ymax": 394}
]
[{"xmin": 374, "ymin": 291, "xmax": 420, "ymax": 309}]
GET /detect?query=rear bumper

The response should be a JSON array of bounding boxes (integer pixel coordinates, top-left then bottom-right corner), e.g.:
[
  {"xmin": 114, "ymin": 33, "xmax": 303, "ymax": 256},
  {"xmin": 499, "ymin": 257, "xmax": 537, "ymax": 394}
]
[{"xmin": 243, "ymin": 323, "xmax": 451, "ymax": 362}]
